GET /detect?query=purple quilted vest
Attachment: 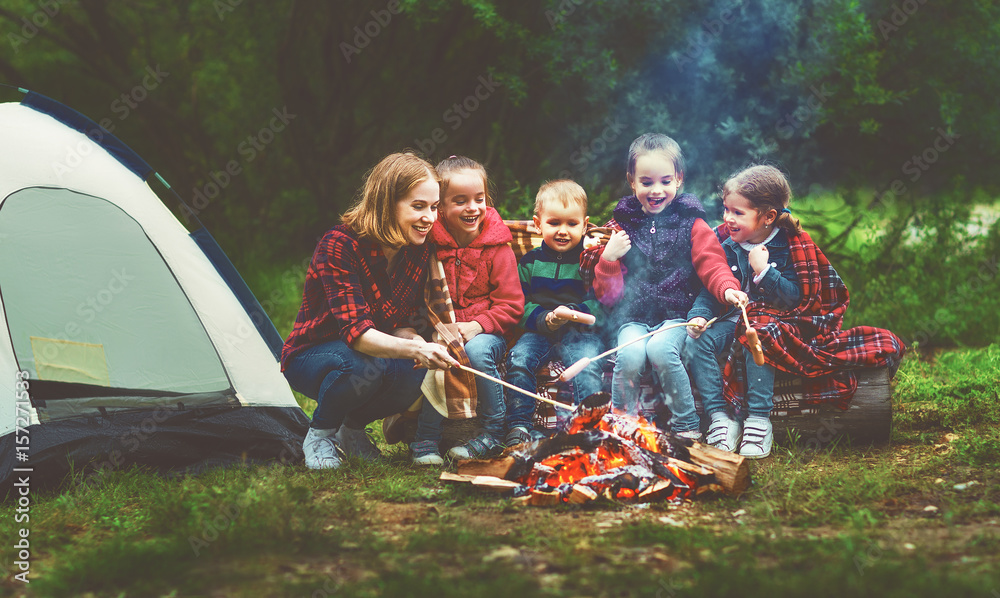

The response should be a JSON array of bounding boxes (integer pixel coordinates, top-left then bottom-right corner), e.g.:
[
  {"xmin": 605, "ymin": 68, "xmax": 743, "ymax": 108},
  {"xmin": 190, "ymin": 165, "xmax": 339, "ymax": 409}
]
[{"xmin": 612, "ymin": 193, "xmax": 706, "ymax": 328}]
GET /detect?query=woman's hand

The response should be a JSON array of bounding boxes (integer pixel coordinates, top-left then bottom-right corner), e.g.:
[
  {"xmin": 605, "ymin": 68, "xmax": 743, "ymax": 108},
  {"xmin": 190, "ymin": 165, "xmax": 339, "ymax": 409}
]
[
  {"xmin": 413, "ymin": 340, "xmax": 459, "ymax": 370},
  {"xmin": 456, "ymin": 321, "xmax": 484, "ymax": 342},
  {"xmin": 686, "ymin": 317, "xmax": 708, "ymax": 339},
  {"xmin": 725, "ymin": 288, "xmax": 750, "ymax": 307},
  {"xmin": 601, "ymin": 230, "xmax": 632, "ymax": 262},
  {"xmin": 749, "ymin": 245, "xmax": 770, "ymax": 276}
]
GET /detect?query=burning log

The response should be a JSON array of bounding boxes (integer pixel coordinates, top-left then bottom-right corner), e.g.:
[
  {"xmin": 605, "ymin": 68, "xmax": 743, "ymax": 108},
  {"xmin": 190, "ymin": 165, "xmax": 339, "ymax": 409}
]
[
  {"xmin": 566, "ymin": 484, "xmax": 599, "ymax": 503},
  {"xmin": 441, "ymin": 392, "xmax": 751, "ymax": 504},
  {"xmin": 685, "ymin": 442, "xmax": 750, "ymax": 495}
]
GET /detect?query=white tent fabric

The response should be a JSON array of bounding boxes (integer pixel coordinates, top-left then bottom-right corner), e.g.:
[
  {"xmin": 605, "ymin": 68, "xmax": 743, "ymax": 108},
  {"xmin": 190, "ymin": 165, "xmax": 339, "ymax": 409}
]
[{"xmin": 0, "ymin": 97, "xmax": 306, "ymax": 481}]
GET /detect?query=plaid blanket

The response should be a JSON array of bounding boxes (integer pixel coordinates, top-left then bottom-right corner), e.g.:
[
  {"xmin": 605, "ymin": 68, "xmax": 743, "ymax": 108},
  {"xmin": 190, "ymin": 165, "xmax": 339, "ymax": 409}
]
[
  {"xmin": 422, "ymin": 254, "xmax": 478, "ymax": 419},
  {"xmin": 720, "ymin": 226, "xmax": 905, "ymax": 413}
]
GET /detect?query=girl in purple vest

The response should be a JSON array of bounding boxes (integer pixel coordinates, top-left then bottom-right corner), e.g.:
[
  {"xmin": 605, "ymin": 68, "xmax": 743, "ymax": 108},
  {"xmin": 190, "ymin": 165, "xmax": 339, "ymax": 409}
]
[{"xmin": 580, "ymin": 134, "xmax": 747, "ymax": 439}]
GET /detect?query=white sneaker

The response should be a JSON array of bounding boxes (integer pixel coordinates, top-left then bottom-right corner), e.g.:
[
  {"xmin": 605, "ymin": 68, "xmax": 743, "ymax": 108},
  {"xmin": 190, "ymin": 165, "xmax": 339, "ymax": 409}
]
[
  {"xmin": 706, "ymin": 412, "xmax": 741, "ymax": 452},
  {"xmin": 738, "ymin": 416, "xmax": 773, "ymax": 459},
  {"xmin": 303, "ymin": 428, "xmax": 344, "ymax": 470}
]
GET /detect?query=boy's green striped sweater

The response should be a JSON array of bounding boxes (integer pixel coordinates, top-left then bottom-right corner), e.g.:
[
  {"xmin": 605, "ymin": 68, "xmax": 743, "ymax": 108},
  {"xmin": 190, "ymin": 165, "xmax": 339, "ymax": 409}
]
[{"xmin": 518, "ymin": 241, "xmax": 604, "ymax": 333}]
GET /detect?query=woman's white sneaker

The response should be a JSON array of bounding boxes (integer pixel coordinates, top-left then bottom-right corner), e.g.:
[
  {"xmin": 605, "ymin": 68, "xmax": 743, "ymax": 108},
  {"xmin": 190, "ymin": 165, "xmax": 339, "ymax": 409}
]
[
  {"xmin": 303, "ymin": 427, "xmax": 344, "ymax": 470},
  {"xmin": 738, "ymin": 416, "xmax": 773, "ymax": 459}
]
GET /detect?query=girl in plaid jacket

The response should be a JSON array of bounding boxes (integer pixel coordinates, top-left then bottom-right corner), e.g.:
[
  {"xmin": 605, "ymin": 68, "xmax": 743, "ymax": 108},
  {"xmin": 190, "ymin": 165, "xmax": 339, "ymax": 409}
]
[{"xmin": 282, "ymin": 152, "xmax": 457, "ymax": 470}]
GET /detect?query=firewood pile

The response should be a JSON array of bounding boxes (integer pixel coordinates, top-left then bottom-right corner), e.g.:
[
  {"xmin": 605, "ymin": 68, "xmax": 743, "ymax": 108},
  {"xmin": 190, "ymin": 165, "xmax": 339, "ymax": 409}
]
[{"xmin": 440, "ymin": 393, "xmax": 751, "ymax": 505}]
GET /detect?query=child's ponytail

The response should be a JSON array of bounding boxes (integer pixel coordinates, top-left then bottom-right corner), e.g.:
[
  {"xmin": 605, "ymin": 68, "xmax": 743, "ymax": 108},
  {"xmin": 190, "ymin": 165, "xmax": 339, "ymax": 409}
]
[{"xmin": 773, "ymin": 207, "xmax": 802, "ymax": 237}]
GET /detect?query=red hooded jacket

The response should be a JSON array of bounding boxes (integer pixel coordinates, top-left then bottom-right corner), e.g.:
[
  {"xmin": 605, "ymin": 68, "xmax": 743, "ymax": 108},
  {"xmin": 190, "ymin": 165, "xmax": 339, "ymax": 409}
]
[{"xmin": 430, "ymin": 207, "xmax": 524, "ymax": 336}]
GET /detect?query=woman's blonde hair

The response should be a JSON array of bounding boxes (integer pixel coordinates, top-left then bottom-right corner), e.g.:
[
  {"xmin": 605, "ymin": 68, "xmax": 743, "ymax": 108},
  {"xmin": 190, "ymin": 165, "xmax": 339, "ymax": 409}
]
[{"xmin": 342, "ymin": 152, "xmax": 440, "ymax": 247}]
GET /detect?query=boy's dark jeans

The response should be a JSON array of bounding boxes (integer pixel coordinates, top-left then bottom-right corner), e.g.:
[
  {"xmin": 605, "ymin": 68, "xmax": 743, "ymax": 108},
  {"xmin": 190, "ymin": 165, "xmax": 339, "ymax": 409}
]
[{"xmin": 505, "ymin": 327, "xmax": 604, "ymax": 430}]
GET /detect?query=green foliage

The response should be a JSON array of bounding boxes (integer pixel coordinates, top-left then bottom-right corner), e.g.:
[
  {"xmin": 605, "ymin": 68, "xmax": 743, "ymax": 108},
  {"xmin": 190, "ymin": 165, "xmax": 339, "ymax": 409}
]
[
  {"xmin": 3, "ymin": 0, "xmax": 1000, "ymax": 349},
  {"xmin": 2, "ymin": 341, "xmax": 999, "ymax": 597},
  {"xmin": 894, "ymin": 344, "xmax": 1000, "ymax": 465}
]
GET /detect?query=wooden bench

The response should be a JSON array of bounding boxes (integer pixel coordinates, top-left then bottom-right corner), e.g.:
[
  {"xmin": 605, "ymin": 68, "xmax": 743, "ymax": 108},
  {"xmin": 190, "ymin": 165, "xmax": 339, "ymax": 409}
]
[{"xmin": 404, "ymin": 220, "xmax": 895, "ymax": 448}]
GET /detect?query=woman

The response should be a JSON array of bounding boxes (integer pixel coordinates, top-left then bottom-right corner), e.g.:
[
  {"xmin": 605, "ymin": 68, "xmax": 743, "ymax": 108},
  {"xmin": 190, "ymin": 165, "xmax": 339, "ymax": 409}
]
[{"xmin": 281, "ymin": 152, "xmax": 457, "ymax": 469}]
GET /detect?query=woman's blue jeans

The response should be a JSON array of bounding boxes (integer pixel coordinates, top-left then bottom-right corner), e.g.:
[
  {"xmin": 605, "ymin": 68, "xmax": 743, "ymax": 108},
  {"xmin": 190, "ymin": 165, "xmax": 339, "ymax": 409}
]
[
  {"xmin": 414, "ymin": 333, "xmax": 507, "ymax": 443},
  {"xmin": 283, "ymin": 340, "xmax": 425, "ymax": 431},
  {"xmin": 505, "ymin": 328, "xmax": 605, "ymax": 430},
  {"xmin": 682, "ymin": 319, "xmax": 775, "ymax": 419},
  {"xmin": 612, "ymin": 319, "xmax": 699, "ymax": 433}
]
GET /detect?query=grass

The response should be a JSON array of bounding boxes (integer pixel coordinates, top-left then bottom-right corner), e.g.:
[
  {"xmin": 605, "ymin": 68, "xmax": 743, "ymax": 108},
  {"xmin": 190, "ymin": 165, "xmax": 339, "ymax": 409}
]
[{"xmin": 3, "ymin": 345, "xmax": 1000, "ymax": 596}]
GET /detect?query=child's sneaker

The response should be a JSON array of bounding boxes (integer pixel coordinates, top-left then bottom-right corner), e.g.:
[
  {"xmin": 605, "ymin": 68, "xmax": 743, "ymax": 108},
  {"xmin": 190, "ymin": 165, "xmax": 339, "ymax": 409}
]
[
  {"xmin": 505, "ymin": 426, "xmax": 532, "ymax": 448},
  {"xmin": 738, "ymin": 416, "xmax": 773, "ymax": 459},
  {"xmin": 410, "ymin": 440, "xmax": 444, "ymax": 466},
  {"xmin": 303, "ymin": 427, "xmax": 344, "ymax": 470},
  {"xmin": 335, "ymin": 424, "xmax": 382, "ymax": 461},
  {"xmin": 705, "ymin": 412, "xmax": 741, "ymax": 452},
  {"xmin": 676, "ymin": 429, "xmax": 703, "ymax": 443},
  {"xmin": 446, "ymin": 432, "xmax": 504, "ymax": 460}
]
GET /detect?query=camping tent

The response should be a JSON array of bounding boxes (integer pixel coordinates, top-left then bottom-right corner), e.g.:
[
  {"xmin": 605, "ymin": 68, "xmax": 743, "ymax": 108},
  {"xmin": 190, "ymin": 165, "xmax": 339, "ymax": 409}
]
[{"xmin": 0, "ymin": 90, "xmax": 308, "ymax": 487}]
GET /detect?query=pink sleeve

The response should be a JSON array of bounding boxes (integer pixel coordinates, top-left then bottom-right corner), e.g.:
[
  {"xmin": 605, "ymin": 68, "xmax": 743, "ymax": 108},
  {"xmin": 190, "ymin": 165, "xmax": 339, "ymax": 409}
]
[
  {"xmin": 593, "ymin": 257, "xmax": 626, "ymax": 306},
  {"xmin": 474, "ymin": 245, "xmax": 525, "ymax": 335},
  {"xmin": 691, "ymin": 219, "xmax": 740, "ymax": 302}
]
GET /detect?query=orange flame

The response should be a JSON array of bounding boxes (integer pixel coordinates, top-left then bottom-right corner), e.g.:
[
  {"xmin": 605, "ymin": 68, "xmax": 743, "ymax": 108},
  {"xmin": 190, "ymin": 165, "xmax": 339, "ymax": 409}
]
[
  {"xmin": 516, "ymin": 411, "xmax": 704, "ymax": 503},
  {"xmin": 598, "ymin": 413, "xmax": 661, "ymax": 453}
]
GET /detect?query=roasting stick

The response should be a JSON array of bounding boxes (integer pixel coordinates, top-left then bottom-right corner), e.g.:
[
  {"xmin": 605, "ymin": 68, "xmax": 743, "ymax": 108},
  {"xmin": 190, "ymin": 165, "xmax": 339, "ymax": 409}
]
[
  {"xmin": 559, "ymin": 317, "xmax": 719, "ymax": 382},
  {"xmin": 454, "ymin": 363, "xmax": 575, "ymax": 411},
  {"xmin": 739, "ymin": 303, "xmax": 766, "ymax": 366}
]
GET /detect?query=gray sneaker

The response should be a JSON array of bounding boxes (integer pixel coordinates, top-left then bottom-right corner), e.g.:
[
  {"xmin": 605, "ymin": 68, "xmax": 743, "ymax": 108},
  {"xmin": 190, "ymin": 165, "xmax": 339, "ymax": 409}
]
[
  {"xmin": 335, "ymin": 424, "xmax": 383, "ymax": 461},
  {"xmin": 410, "ymin": 440, "xmax": 444, "ymax": 466},
  {"xmin": 303, "ymin": 428, "xmax": 344, "ymax": 470}
]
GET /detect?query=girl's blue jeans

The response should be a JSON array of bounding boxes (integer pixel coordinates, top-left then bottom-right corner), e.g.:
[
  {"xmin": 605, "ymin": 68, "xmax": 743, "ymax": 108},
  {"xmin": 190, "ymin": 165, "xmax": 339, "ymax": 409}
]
[
  {"xmin": 682, "ymin": 319, "xmax": 775, "ymax": 419},
  {"xmin": 282, "ymin": 340, "xmax": 425, "ymax": 431},
  {"xmin": 505, "ymin": 328, "xmax": 605, "ymax": 430},
  {"xmin": 612, "ymin": 319, "xmax": 699, "ymax": 433},
  {"xmin": 414, "ymin": 333, "xmax": 507, "ymax": 443}
]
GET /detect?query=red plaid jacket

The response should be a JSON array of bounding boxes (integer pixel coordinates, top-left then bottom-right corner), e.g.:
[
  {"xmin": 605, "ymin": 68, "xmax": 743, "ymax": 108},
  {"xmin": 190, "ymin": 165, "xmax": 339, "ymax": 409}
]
[
  {"xmin": 720, "ymin": 226, "xmax": 905, "ymax": 411},
  {"xmin": 280, "ymin": 225, "xmax": 430, "ymax": 369}
]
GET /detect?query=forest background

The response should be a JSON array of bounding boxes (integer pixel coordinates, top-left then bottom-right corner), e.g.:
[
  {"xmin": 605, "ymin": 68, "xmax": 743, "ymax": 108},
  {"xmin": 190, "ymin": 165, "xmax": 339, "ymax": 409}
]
[{"xmin": 3, "ymin": 0, "xmax": 999, "ymax": 349}]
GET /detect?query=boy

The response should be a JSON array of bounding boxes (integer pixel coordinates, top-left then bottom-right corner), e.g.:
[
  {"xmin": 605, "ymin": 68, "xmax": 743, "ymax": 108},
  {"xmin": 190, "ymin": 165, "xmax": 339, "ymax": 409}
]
[{"xmin": 504, "ymin": 180, "xmax": 605, "ymax": 446}]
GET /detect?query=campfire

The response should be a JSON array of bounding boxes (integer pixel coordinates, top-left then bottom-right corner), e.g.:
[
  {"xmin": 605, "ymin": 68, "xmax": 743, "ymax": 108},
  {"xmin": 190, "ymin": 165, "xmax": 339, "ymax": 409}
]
[{"xmin": 441, "ymin": 393, "xmax": 750, "ymax": 505}]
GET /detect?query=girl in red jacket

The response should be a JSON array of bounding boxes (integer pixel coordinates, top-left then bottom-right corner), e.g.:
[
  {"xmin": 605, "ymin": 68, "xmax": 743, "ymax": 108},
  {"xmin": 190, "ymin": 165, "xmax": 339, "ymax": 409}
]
[{"xmin": 410, "ymin": 156, "xmax": 524, "ymax": 464}]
